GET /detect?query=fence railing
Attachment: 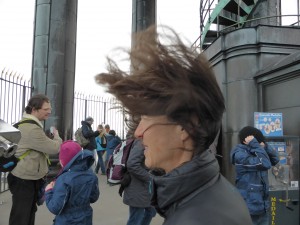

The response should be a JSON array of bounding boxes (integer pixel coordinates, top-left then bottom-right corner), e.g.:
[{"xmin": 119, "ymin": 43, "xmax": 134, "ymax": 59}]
[
  {"xmin": 0, "ymin": 69, "xmax": 32, "ymax": 125},
  {"xmin": 0, "ymin": 68, "xmax": 125, "ymax": 193},
  {"xmin": 73, "ymin": 93, "xmax": 126, "ymax": 141}
]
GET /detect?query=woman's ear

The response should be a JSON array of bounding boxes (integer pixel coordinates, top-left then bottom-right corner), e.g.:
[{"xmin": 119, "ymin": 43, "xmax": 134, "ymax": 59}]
[
  {"xmin": 179, "ymin": 126, "xmax": 189, "ymax": 141},
  {"xmin": 179, "ymin": 126, "xmax": 194, "ymax": 153}
]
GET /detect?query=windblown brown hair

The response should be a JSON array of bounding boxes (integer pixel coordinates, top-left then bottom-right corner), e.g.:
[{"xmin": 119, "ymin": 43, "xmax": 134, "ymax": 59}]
[{"xmin": 95, "ymin": 25, "xmax": 225, "ymax": 153}]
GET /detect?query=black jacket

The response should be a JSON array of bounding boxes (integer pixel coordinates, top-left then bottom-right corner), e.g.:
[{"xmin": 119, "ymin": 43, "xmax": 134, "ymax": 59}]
[
  {"xmin": 81, "ymin": 121, "xmax": 99, "ymax": 150},
  {"xmin": 151, "ymin": 149, "xmax": 253, "ymax": 225}
]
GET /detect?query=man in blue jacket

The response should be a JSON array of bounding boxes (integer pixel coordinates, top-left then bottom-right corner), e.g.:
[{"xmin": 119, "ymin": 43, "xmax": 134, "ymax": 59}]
[{"xmin": 231, "ymin": 126, "xmax": 279, "ymax": 225}]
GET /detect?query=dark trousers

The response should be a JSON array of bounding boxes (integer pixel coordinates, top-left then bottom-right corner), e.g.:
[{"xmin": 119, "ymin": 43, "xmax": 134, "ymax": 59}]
[
  {"xmin": 126, "ymin": 206, "xmax": 156, "ymax": 225},
  {"xmin": 7, "ymin": 173, "xmax": 39, "ymax": 225}
]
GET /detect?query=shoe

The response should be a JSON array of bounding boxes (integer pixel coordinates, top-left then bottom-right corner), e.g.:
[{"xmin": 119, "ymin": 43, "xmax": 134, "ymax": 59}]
[{"xmin": 101, "ymin": 172, "xmax": 106, "ymax": 175}]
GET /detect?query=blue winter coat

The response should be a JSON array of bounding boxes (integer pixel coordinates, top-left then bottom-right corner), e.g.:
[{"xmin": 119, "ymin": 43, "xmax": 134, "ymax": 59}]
[
  {"xmin": 230, "ymin": 138, "xmax": 279, "ymax": 215},
  {"xmin": 105, "ymin": 134, "xmax": 121, "ymax": 160},
  {"xmin": 95, "ymin": 135, "xmax": 107, "ymax": 151},
  {"xmin": 45, "ymin": 150, "xmax": 100, "ymax": 225}
]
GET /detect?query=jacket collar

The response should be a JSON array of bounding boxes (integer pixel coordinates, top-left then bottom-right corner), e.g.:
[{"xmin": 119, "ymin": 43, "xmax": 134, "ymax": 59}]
[
  {"xmin": 22, "ymin": 113, "xmax": 44, "ymax": 128},
  {"xmin": 81, "ymin": 121, "xmax": 92, "ymax": 127},
  {"xmin": 151, "ymin": 149, "xmax": 220, "ymax": 217}
]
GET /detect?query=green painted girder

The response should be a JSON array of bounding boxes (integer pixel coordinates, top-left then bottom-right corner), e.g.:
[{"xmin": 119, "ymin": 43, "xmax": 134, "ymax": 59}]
[
  {"xmin": 213, "ymin": 11, "xmax": 248, "ymax": 26},
  {"xmin": 201, "ymin": 0, "xmax": 256, "ymax": 49},
  {"xmin": 243, "ymin": 0, "xmax": 256, "ymax": 6},
  {"xmin": 213, "ymin": 14, "xmax": 237, "ymax": 26},
  {"xmin": 201, "ymin": 0, "xmax": 233, "ymax": 47},
  {"xmin": 239, "ymin": 3, "xmax": 253, "ymax": 15},
  {"xmin": 223, "ymin": 0, "xmax": 252, "ymax": 16}
]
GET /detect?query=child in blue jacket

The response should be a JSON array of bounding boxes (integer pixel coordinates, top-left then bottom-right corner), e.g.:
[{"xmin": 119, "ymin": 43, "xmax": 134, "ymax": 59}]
[
  {"xmin": 45, "ymin": 140, "xmax": 99, "ymax": 225},
  {"xmin": 231, "ymin": 126, "xmax": 279, "ymax": 225}
]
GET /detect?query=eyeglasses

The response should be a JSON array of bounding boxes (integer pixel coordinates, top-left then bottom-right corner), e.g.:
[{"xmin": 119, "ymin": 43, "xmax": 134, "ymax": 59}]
[
  {"xmin": 39, "ymin": 108, "xmax": 52, "ymax": 112},
  {"xmin": 139, "ymin": 122, "xmax": 177, "ymax": 138}
]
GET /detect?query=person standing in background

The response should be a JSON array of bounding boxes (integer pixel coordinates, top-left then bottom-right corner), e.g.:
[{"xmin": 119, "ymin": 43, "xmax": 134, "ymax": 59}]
[
  {"xmin": 231, "ymin": 126, "xmax": 279, "ymax": 225},
  {"xmin": 7, "ymin": 94, "xmax": 62, "ymax": 225},
  {"xmin": 81, "ymin": 117, "xmax": 100, "ymax": 151},
  {"xmin": 104, "ymin": 124, "xmax": 110, "ymax": 134},
  {"xmin": 95, "ymin": 124, "xmax": 107, "ymax": 175},
  {"xmin": 122, "ymin": 122, "xmax": 156, "ymax": 225},
  {"xmin": 105, "ymin": 130, "xmax": 121, "ymax": 168}
]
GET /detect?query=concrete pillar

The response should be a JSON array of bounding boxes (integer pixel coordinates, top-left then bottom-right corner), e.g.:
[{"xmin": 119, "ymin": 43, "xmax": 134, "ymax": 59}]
[
  {"xmin": 31, "ymin": 0, "xmax": 78, "ymax": 140},
  {"xmin": 132, "ymin": 0, "xmax": 156, "ymax": 51},
  {"xmin": 132, "ymin": 0, "xmax": 156, "ymax": 33},
  {"xmin": 246, "ymin": 0, "xmax": 280, "ymax": 27}
]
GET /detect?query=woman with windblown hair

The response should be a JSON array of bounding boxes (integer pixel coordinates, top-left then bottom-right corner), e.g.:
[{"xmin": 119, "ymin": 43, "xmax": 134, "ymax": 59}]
[{"xmin": 95, "ymin": 25, "xmax": 252, "ymax": 225}]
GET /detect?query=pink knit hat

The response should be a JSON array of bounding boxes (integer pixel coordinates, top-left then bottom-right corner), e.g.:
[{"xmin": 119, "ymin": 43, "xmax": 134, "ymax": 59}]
[{"xmin": 59, "ymin": 140, "xmax": 82, "ymax": 167}]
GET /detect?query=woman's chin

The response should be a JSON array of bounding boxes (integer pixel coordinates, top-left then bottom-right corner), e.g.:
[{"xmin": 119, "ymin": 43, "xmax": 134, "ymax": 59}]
[{"xmin": 145, "ymin": 158, "xmax": 151, "ymax": 169}]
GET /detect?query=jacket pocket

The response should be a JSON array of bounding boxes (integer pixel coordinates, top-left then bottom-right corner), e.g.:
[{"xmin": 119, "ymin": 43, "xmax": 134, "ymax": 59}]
[{"xmin": 246, "ymin": 184, "xmax": 266, "ymax": 215}]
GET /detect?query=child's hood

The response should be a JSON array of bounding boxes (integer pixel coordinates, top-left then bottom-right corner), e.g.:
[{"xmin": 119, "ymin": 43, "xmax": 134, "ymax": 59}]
[{"xmin": 62, "ymin": 149, "xmax": 95, "ymax": 172}]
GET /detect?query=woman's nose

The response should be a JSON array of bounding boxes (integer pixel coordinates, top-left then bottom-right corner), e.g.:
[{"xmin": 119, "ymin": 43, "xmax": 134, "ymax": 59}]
[{"xmin": 134, "ymin": 123, "xmax": 143, "ymax": 138}]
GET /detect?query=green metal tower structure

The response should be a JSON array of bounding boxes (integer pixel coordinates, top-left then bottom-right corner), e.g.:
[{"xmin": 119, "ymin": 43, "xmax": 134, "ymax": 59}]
[{"xmin": 199, "ymin": 0, "xmax": 288, "ymax": 49}]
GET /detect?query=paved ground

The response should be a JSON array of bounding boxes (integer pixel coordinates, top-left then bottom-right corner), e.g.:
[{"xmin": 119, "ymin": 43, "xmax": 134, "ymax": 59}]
[{"xmin": 0, "ymin": 174, "xmax": 164, "ymax": 225}]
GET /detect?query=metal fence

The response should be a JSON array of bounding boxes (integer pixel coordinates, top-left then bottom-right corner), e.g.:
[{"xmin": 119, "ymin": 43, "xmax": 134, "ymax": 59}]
[
  {"xmin": 73, "ymin": 93, "xmax": 126, "ymax": 140},
  {"xmin": 0, "ymin": 70, "xmax": 32, "ymax": 125},
  {"xmin": 0, "ymin": 69, "xmax": 125, "ymax": 193}
]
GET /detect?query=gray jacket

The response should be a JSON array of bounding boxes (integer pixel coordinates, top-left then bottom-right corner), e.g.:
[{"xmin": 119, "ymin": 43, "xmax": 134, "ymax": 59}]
[
  {"xmin": 152, "ymin": 149, "xmax": 253, "ymax": 225},
  {"xmin": 123, "ymin": 139, "xmax": 152, "ymax": 207}
]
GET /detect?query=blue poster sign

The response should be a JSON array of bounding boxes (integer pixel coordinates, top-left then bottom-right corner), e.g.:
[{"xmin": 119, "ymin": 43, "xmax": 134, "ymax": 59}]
[{"xmin": 254, "ymin": 112, "xmax": 283, "ymax": 136}]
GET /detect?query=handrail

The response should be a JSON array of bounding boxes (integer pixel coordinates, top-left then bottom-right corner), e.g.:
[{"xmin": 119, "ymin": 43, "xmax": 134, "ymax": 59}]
[{"xmin": 219, "ymin": 14, "xmax": 300, "ymax": 33}]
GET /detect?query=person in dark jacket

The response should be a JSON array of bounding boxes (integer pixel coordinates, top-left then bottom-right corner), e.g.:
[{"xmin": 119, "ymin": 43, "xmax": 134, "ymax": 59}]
[
  {"xmin": 231, "ymin": 126, "xmax": 279, "ymax": 225},
  {"xmin": 123, "ymin": 136, "xmax": 156, "ymax": 225},
  {"xmin": 81, "ymin": 117, "xmax": 100, "ymax": 150},
  {"xmin": 45, "ymin": 140, "xmax": 99, "ymax": 225},
  {"xmin": 95, "ymin": 25, "xmax": 252, "ymax": 225},
  {"xmin": 105, "ymin": 129, "xmax": 121, "ymax": 168}
]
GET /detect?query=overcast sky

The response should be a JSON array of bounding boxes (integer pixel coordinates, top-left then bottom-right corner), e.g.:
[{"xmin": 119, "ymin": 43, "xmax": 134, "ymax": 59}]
[
  {"xmin": 75, "ymin": 0, "xmax": 200, "ymax": 95},
  {"xmin": 0, "ymin": 0, "xmax": 200, "ymax": 95},
  {"xmin": 0, "ymin": 0, "xmax": 297, "ymax": 95}
]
